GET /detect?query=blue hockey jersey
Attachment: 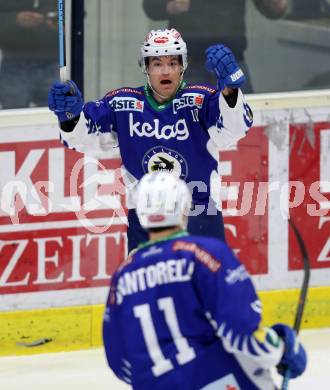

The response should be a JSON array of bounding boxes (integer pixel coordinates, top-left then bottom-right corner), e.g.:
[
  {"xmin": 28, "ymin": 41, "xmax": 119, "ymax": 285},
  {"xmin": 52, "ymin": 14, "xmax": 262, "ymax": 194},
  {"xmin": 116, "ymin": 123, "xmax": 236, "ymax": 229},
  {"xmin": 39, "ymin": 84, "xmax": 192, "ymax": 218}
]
[
  {"xmin": 103, "ymin": 233, "xmax": 283, "ymax": 390},
  {"xmin": 60, "ymin": 83, "xmax": 253, "ymax": 207}
]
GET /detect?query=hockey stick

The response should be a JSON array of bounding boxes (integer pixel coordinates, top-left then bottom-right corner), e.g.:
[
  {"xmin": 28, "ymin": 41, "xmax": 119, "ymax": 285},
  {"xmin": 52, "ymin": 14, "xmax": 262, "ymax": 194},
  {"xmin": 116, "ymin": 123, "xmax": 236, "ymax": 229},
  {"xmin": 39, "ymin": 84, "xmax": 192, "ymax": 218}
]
[
  {"xmin": 58, "ymin": 0, "xmax": 76, "ymax": 94},
  {"xmin": 281, "ymin": 218, "xmax": 310, "ymax": 390},
  {"xmin": 58, "ymin": 0, "xmax": 67, "ymax": 82}
]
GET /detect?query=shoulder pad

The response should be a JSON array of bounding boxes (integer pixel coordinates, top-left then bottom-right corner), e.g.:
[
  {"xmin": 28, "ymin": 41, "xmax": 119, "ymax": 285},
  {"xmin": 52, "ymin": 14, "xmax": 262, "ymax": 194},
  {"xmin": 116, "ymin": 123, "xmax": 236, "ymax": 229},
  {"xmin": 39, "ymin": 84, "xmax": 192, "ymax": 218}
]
[
  {"xmin": 105, "ymin": 86, "xmax": 144, "ymax": 98},
  {"xmin": 183, "ymin": 84, "xmax": 217, "ymax": 95}
]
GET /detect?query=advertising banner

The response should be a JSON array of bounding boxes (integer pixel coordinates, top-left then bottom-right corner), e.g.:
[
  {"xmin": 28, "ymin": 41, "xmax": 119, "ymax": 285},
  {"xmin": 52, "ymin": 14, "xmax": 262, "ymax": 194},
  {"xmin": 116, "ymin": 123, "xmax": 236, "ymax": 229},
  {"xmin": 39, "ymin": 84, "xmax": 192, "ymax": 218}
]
[{"xmin": 0, "ymin": 107, "xmax": 329, "ymax": 310}]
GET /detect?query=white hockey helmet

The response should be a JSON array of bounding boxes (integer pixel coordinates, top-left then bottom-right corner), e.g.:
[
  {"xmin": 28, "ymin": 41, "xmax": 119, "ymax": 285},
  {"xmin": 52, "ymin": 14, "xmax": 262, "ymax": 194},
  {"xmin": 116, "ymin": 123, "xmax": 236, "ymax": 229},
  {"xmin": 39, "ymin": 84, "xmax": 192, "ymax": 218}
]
[
  {"xmin": 136, "ymin": 172, "xmax": 192, "ymax": 229},
  {"xmin": 139, "ymin": 28, "xmax": 188, "ymax": 74}
]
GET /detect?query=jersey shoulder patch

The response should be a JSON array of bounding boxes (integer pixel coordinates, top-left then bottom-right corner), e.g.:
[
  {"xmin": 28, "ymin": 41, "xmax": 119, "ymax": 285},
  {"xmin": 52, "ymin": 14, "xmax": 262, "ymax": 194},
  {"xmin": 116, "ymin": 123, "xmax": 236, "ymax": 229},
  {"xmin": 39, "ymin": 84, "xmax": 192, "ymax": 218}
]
[
  {"xmin": 172, "ymin": 239, "xmax": 221, "ymax": 272},
  {"xmin": 105, "ymin": 86, "xmax": 144, "ymax": 98},
  {"xmin": 183, "ymin": 84, "xmax": 217, "ymax": 95}
]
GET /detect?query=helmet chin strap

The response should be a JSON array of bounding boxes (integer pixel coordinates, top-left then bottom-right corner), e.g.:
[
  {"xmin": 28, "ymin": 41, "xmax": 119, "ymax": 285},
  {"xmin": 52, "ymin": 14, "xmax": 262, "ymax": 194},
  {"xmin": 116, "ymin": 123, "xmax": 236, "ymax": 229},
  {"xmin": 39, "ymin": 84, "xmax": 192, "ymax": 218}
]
[
  {"xmin": 147, "ymin": 70, "xmax": 185, "ymax": 102},
  {"xmin": 147, "ymin": 75, "xmax": 168, "ymax": 100}
]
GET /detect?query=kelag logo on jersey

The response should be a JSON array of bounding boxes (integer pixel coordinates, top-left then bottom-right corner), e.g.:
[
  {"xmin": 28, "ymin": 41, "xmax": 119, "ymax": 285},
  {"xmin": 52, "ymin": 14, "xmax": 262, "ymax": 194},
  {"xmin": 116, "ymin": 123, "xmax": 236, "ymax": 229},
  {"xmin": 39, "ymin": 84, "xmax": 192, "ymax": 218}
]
[
  {"xmin": 109, "ymin": 97, "xmax": 144, "ymax": 112},
  {"xmin": 142, "ymin": 146, "xmax": 188, "ymax": 179},
  {"xmin": 129, "ymin": 113, "xmax": 189, "ymax": 140},
  {"xmin": 173, "ymin": 93, "xmax": 204, "ymax": 114}
]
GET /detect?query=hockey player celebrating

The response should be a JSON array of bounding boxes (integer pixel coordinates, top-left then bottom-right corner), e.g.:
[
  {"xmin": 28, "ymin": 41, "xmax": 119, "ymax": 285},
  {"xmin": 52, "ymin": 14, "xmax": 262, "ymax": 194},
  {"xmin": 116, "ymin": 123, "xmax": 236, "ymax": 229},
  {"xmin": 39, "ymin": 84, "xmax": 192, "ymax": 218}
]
[
  {"xmin": 48, "ymin": 28, "xmax": 253, "ymax": 252},
  {"xmin": 102, "ymin": 171, "xmax": 307, "ymax": 390}
]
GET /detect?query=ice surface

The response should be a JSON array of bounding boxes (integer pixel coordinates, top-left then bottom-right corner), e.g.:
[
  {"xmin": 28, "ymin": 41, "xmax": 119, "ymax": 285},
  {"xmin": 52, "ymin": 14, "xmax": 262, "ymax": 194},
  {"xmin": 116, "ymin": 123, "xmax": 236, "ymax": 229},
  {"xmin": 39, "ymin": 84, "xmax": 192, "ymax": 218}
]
[{"xmin": 1, "ymin": 329, "xmax": 329, "ymax": 390}]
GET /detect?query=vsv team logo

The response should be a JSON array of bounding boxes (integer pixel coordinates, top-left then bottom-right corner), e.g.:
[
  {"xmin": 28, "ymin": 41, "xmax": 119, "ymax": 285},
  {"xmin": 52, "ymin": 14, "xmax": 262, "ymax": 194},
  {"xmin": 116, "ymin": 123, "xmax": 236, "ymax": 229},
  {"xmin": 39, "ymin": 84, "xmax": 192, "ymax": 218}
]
[{"xmin": 142, "ymin": 146, "xmax": 188, "ymax": 179}]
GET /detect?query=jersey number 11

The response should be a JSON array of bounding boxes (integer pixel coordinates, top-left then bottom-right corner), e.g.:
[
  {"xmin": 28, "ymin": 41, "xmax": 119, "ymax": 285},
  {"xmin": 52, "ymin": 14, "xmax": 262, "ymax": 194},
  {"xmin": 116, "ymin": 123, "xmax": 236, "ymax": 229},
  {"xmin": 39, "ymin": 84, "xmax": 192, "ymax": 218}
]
[{"xmin": 133, "ymin": 297, "xmax": 196, "ymax": 377}]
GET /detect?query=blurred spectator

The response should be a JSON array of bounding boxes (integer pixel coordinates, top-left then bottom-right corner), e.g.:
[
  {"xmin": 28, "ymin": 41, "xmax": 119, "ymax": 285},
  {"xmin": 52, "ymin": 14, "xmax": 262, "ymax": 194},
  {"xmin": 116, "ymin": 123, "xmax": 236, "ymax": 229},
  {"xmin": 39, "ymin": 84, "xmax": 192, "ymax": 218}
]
[
  {"xmin": 0, "ymin": 1, "xmax": 58, "ymax": 109},
  {"xmin": 143, "ymin": 0, "xmax": 289, "ymax": 93}
]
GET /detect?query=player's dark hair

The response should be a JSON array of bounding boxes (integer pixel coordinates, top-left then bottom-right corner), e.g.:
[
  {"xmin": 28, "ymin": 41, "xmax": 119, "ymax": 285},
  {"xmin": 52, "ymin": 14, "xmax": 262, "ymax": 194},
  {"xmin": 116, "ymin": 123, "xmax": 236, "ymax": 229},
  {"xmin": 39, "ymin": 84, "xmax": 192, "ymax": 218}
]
[{"xmin": 144, "ymin": 55, "xmax": 183, "ymax": 68}]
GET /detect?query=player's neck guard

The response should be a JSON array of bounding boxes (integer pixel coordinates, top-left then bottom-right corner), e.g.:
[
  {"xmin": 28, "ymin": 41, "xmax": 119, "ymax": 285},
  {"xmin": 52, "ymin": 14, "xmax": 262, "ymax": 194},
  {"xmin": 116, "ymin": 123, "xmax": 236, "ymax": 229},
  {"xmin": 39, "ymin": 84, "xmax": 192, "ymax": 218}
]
[{"xmin": 144, "ymin": 81, "xmax": 186, "ymax": 111}]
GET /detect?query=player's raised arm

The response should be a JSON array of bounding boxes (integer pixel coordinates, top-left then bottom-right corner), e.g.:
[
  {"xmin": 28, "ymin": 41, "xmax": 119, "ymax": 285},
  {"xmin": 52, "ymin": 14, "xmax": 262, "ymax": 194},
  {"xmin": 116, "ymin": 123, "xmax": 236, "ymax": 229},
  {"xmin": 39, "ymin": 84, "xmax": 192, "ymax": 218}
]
[
  {"xmin": 205, "ymin": 44, "xmax": 246, "ymax": 95},
  {"xmin": 48, "ymin": 81, "xmax": 119, "ymax": 159},
  {"xmin": 203, "ymin": 44, "xmax": 253, "ymax": 149},
  {"xmin": 48, "ymin": 80, "xmax": 83, "ymax": 125}
]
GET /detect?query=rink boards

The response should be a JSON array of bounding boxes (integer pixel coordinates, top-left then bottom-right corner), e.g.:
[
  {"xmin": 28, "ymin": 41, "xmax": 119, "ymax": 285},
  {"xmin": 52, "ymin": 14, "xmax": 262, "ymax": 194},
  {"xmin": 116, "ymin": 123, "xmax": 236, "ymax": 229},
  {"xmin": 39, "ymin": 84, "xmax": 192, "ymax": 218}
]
[
  {"xmin": 1, "ymin": 286, "xmax": 330, "ymax": 356},
  {"xmin": 0, "ymin": 92, "xmax": 330, "ymax": 355}
]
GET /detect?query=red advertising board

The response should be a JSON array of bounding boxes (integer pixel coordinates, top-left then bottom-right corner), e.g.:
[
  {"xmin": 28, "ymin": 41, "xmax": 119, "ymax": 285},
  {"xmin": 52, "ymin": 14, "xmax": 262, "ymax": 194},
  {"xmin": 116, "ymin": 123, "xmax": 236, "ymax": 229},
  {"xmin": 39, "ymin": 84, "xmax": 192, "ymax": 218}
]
[
  {"xmin": 0, "ymin": 227, "xmax": 126, "ymax": 294},
  {"xmin": 289, "ymin": 122, "xmax": 330, "ymax": 270},
  {"xmin": 222, "ymin": 126, "xmax": 269, "ymax": 275},
  {"xmin": 0, "ymin": 139, "xmax": 127, "ymax": 295}
]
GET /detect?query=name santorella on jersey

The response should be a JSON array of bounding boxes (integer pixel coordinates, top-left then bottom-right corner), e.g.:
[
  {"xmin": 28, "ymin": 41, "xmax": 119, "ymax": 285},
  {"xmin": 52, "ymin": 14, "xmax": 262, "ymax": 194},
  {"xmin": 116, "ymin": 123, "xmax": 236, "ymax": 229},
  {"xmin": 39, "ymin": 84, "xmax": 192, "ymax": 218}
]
[
  {"xmin": 103, "ymin": 233, "xmax": 283, "ymax": 390},
  {"xmin": 60, "ymin": 83, "xmax": 253, "ymax": 205}
]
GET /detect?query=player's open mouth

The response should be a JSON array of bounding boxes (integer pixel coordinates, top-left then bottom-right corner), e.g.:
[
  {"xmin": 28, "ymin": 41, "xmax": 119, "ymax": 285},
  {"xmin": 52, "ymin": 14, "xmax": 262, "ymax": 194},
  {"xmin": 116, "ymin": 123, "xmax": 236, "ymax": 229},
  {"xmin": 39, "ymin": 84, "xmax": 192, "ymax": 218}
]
[{"xmin": 160, "ymin": 80, "xmax": 172, "ymax": 85}]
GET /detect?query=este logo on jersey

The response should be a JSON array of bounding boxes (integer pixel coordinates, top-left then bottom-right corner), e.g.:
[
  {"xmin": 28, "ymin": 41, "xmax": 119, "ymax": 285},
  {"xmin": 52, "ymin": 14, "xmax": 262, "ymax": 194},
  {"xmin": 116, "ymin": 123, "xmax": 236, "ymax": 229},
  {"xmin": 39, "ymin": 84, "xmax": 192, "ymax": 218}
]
[
  {"xmin": 173, "ymin": 93, "xmax": 204, "ymax": 114},
  {"xmin": 129, "ymin": 113, "xmax": 189, "ymax": 140},
  {"xmin": 109, "ymin": 97, "xmax": 144, "ymax": 112}
]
